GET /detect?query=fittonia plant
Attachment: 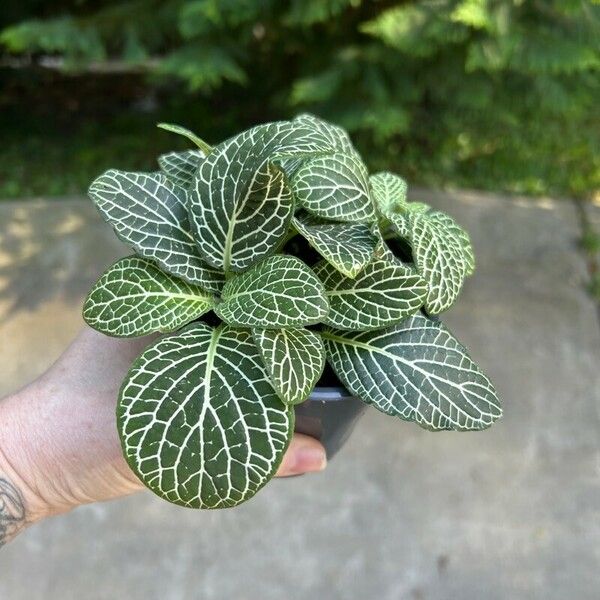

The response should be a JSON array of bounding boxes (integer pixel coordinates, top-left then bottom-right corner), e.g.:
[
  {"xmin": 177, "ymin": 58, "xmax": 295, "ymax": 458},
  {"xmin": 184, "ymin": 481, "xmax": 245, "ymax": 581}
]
[{"xmin": 83, "ymin": 114, "xmax": 501, "ymax": 509}]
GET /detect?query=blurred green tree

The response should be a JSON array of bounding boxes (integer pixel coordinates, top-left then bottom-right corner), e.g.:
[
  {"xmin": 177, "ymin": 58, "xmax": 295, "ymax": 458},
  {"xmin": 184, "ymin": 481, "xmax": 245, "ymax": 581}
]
[{"xmin": 1, "ymin": 0, "xmax": 598, "ymax": 198}]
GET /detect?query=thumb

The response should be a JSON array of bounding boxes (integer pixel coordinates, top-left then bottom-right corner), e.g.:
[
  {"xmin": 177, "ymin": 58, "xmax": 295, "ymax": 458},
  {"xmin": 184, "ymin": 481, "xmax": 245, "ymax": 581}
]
[{"xmin": 275, "ymin": 433, "xmax": 327, "ymax": 477}]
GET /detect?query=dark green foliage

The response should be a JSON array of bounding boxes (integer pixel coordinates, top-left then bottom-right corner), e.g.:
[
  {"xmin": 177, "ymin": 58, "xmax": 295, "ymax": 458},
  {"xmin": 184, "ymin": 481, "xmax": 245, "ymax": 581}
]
[{"xmin": 1, "ymin": 0, "xmax": 598, "ymax": 198}]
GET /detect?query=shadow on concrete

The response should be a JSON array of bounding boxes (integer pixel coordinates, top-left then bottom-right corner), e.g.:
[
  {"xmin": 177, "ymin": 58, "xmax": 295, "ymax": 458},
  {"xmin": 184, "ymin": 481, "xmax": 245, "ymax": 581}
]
[{"xmin": 0, "ymin": 199, "xmax": 125, "ymax": 321}]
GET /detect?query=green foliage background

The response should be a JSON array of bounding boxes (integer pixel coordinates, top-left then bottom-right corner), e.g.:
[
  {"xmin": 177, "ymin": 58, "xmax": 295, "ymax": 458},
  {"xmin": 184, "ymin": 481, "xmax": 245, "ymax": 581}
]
[{"xmin": 1, "ymin": 0, "xmax": 598, "ymax": 199}]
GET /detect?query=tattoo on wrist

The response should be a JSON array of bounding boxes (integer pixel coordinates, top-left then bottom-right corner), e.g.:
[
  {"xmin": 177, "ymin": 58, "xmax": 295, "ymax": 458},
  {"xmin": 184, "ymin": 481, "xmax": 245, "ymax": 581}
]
[{"xmin": 0, "ymin": 477, "xmax": 26, "ymax": 548}]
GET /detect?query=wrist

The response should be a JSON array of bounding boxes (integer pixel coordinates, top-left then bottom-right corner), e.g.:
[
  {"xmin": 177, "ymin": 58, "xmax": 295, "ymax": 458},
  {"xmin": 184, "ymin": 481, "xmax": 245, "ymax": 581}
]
[{"xmin": 0, "ymin": 386, "xmax": 71, "ymax": 526}]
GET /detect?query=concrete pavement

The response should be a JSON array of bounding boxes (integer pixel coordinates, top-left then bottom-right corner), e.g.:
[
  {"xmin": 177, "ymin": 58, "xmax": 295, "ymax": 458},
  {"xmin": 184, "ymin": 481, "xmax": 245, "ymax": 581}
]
[{"xmin": 0, "ymin": 191, "xmax": 599, "ymax": 600}]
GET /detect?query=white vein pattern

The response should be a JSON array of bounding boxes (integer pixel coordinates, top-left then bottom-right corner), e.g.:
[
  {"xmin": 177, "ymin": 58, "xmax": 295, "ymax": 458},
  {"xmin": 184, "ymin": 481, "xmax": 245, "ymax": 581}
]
[
  {"xmin": 291, "ymin": 152, "xmax": 376, "ymax": 223},
  {"xmin": 189, "ymin": 120, "xmax": 340, "ymax": 272},
  {"xmin": 158, "ymin": 149, "xmax": 205, "ymax": 188},
  {"xmin": 390, "ymin": 208, "xmax": 475, "ymax": 314},
  {"xmin": 276, "ymin": 114, "xmax": 354, "ymax": 178},
  {"xmin": 89, "ymin": 169, "xmax": 224, "ymax": 293},
  {"xmin": 253, "ymin": 328, "xmax": 326, "ymax": 405},
  {"xmin": 216, "ymin": 255, "xmax": 329, "ymax": 328},
  {"xmin": 293, "ymin": 114, "xmax": 355, "ymax": 154},
  {"xmin": 118, "ymin": 323, "xmax": 293, "ymax": 509},
  {"xmin": 292, "ymin": 217, "xmax": 377, "ymax": 278},
  {"xmin": 323, "ymin": 315, "xmax": 501, "ymax": 431},
  {"xmin": 314, "ymin": 257, "xmax": 427, "ymax": 331},
  {"xmin": 370, "ymin": 172, "xmax": 408, "ymax": 216},
  {"xmin": 83, "ymin": 256, "xmax": 214, "ymax": 337}
]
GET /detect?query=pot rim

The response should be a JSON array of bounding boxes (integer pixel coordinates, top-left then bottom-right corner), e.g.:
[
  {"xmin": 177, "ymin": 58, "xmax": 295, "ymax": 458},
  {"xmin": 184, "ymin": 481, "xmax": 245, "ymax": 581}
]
[{"xmin": 308, "ymin": 386, "xmax": 352, "ymax": 401}]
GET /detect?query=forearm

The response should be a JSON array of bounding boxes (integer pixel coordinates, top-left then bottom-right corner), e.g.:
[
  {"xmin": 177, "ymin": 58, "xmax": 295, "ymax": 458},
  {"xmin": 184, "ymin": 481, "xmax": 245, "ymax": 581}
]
[
  {"xmin": 0, "ymin": 389, "xmax": 55, "ymax": 548},
  {"xmin": 0, "ymin": 329, "xmax": 149, "ymax": 548}
]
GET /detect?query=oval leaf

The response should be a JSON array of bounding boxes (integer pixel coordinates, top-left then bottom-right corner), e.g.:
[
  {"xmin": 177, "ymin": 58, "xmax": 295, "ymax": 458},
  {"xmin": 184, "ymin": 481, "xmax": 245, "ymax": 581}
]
[
  {"xmin": 118, "ymin": 323, "xmax": 294, "ymax": 509},
  {"xmin": 253, "ymin": 328, "xmax": 326, "ymax": 405},
  {"xmin": 158, "ymin": 149, "xmax": 205, "ymax": 188},
  {"xmin": 292, "ymin": 217, "xmax": 377, "ymax": 278},
  {"xmin": 216, "ymin": 255, "xmax": 329, "ymax": 328},
  {"xmin": 89, "ymin": 169, "xmax": 224, "ymax": 293},
  {"xmin": 390, "ymin": 208, "xmax": 475, "ymax": 314},
  {"xmin": 291, "ymin": 152, "xmax": 376, "ymax": 223},
  {"xmin": 323, "ymin": 315, "xmax": 501, "ymax": 431},
  {"xmin": 370, "ymin": 172, "xmax": 408, "ymax": 216},
  {"xmin": 314, "ymin": 257, "xmax": 427, "ymax": 331},
  {"xmin": 188, "ymin": 121, "xmax": 339, "ymax": 272},
  {"xmin": 83, "ymin": 256, "xmax": 214, "ymax": 337}
]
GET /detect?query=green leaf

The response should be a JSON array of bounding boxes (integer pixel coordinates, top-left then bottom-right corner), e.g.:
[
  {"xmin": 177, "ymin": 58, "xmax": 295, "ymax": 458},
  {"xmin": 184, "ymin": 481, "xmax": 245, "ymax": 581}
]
[
  {"xmin": 253, "ymin": 328, "xmax": 325, "ymax": 405},
  {"xmin": 293, "ymin": 113, "xmax": 355, "ymax": 154},
  {"xmin": 157, "ymin": 122, "xmax": 213, "ymax": 154},
  {"xmin": 216, "ymin": 255, "xmax": 329, "ymax": 328},
  {"xmin": 276, "ymin": 114, "xmax": 355, "ymax": 178},
  {"xmin": 291, "ymin": 152, "xmax": 376, "ymax": 223},
  {"xmin": 292, "ymin": 217, "xmax": 377, "ymax": 278},
  {"xmin": 188, "ymin": 120, "xmax": 338, "ymax": 272},
  {"xmin": 158, "ymin": 149, "xmax": 205, "ymax": 188},
  {"xmin": 390, "ymin": 208, "xmax": 475, "ymax": 313},
  {"xmin": 83, "ymin": 256, "xmax": 214, "ymax": 337},
  {"xmin": 88, "ymin": 170, "xmax": 224, "ymax": 293},
  {"xmin": 370, "ymin": 172, "xmax": 408, "ymax": 216},
  {"xmin": 314, "ymin": 257, "xmax": 427, "ymax": 330},
  {"xmin": 323, "ymin": 314, "xmax": 501, "ymax": 431},
  {"xmin": 118, "ymin": 323, "xmax": 293, "ymax": 508}
]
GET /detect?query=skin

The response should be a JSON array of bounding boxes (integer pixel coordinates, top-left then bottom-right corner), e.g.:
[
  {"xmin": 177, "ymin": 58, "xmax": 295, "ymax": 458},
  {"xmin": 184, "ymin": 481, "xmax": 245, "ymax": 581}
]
[{"xmin": 0, "ymin": 327, "xmax": 327, "ymax": 547}]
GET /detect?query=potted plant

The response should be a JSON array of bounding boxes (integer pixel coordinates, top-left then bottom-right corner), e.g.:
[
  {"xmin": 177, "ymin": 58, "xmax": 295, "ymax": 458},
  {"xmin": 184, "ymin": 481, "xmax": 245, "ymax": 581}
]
[{"xmin": 83, "ymin": 114, "xmax": 501, "ymax": 509}]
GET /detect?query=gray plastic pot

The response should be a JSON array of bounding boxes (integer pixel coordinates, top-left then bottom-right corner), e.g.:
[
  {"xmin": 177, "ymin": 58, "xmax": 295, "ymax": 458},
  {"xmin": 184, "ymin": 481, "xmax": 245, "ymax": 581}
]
[{"xmin": 294, "ymin": 387, "xmax": 367, "ymax": 460}]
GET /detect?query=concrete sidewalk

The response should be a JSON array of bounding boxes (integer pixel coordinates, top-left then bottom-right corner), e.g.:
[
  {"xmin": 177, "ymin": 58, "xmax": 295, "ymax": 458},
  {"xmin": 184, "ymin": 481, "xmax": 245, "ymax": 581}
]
[{"xmin": 1, "ymin": 191, "xmax": 599, "ymax": 600}]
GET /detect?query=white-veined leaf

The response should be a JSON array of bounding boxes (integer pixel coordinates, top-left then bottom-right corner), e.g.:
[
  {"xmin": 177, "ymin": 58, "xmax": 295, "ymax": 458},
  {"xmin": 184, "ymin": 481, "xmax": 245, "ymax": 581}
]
[
  {"xmin": 292, "ymin": 217, "xmax": 377, "ymax": 278},
  {"xmin": 118, "ymin": 323, "xmax": 293, "ymax": 508},
  {"xmin": 323, "ymin": 314, "xmax": 501, "ymax": 431},
  {"xmin": 293, "ymin": 113, "xmax": 355, "ymax": 154},
  {"xmin": 215, "ymin": 255, "xmax": 329, "ymax": 328},
  {"xmin": 157, "ymin": 122, "xmax": 212, "ymax": 154},
  {"xmin": 189, "ymin": 120, "xmax": 338, "ymax": 272},
  {"xmin": 390, "ymin": 208, "xmax": 475, "ymax": 314},
  {"xmin": 314, "ymin": 257, "xmax": 427, "ymax": 330},
  {"xmin": 158, "ymin": 149, "xmax": 205, "ymax": 188},
  {"xmin": 83, "ymin": 256, "xmax": 214, "ymax": 337},
  {"xmin": 89, "ymin": 169, "xmax": 224, "ymax": 293},
  {"xmin": 370, "ymin": 172, "xmax": 408, "ymax": 216},
  {"xmin": 291, "ymin": 152, "xmax": 376, "ymax": 223},
  {"xmin": 253, "ymin": 328, "xmax": 325, "ymax": 405}
]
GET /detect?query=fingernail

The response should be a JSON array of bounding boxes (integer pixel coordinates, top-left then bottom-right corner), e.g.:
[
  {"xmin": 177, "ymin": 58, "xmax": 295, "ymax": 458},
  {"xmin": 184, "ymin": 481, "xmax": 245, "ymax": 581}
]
[{"xmin": 292, "ymin": 446, "xmax": 327, "ymax": 475}]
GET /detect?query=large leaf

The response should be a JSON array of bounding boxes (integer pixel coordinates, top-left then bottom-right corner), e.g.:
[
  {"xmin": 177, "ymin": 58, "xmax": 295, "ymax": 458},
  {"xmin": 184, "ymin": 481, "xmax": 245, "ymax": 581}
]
[
  {"xmin": 370, "ymin": 172, "xmax": 408, "ymax": 216},
  {"xmin": 323, "ymin": 314, "xmax": 501, "ymax": 431},
  {"xmin": 83, "ymin": 256, "xmax": 214, "ymax": 337},
  {"xmin": 89, "ymin": 169, "xmax": 224, "ymax": 293},
  {"xmin": 188, "ymin": 120, "xmax": 339, "ymax": 272},
  {"xmin": 158, "ymin": 149, "xmax": 205, "ymax": 188},
  {"xmin": 215, "ymin": 255, "xmax": 329, "ymax": 328},
  {"xmin": 389, "ymin": 208, "xmax": 475, "ymax": 313},
  {"xmin": 118, "ymin": 323, "xmax": 293, "ymax": 509},
  {"xmin": 291, "ymin": 152, "xmax": 376, "ymax": 223},
  {"xmin": 314, "ymin": 257, "xmax": 427, "ymax": 330},
  {"xmin": 292, "ymin": 217, "xmax": 377, "ymax": 278},
  {"xmin": 253, "ymin": 328, "xmax": 325, "ymax": 405}
]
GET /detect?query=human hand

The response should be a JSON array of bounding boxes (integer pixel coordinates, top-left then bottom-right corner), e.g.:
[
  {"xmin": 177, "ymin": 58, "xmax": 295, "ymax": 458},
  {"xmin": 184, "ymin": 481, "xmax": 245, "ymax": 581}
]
[{"xmin": 0, "ymin": 327, "xmax": 326, "ymax": 545}]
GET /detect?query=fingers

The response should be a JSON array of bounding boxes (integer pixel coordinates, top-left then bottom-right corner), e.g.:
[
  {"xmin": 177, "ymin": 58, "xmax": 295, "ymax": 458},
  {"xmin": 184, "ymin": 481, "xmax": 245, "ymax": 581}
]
[{"xmin": 275, "ymin": 433, "xmax": 327, "ymax": 477}]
